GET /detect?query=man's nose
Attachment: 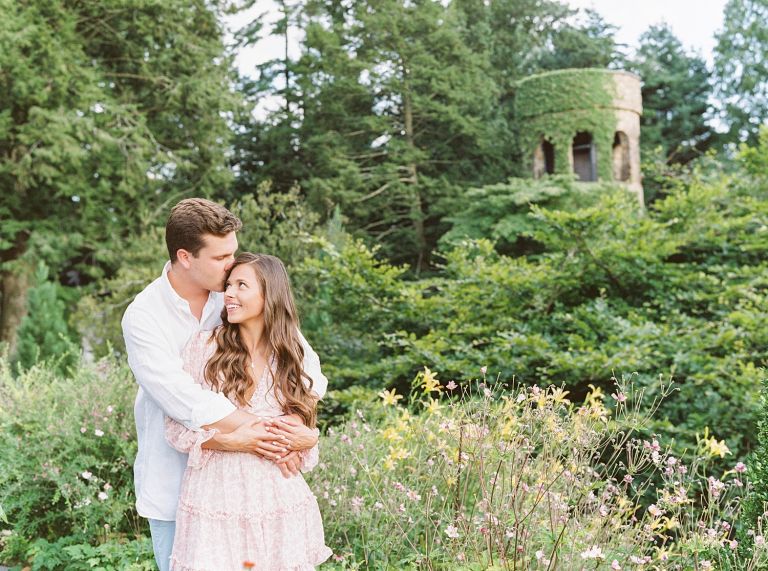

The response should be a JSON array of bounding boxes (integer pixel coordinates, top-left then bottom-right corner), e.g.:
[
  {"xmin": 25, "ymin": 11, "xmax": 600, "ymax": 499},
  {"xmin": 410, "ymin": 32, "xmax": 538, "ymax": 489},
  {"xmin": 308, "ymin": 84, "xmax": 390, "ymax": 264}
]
[{"xmin": 224, "ymin": 258, "xmax": 235, "ymax": 271}]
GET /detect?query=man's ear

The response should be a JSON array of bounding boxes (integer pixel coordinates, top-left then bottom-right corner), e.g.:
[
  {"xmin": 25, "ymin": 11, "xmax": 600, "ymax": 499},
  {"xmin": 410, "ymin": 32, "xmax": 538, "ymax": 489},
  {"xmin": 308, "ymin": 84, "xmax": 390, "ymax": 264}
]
[{"xmin": 176, "ymin": 249, "xmax": 193, "ymax": 269}]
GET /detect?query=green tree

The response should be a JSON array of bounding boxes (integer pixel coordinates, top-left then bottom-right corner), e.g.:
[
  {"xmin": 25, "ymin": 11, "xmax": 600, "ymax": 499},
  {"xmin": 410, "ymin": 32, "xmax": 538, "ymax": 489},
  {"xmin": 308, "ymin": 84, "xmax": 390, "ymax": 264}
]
[
  {"xmin": 0, "ymin": 0, "xmax": 237, "ymax": 353},
  {"xmin": 714, "ymin": 0, "xmax": 768, "ymax": 144},
  {"xmin": 632, "ymin": 24, "xmax": 715, "ymax": 163},
  {"xmin": 535, "ymin": 9, "xmax": 622, "ymax": 71},
  {"xmin": 14, "ymin": 263, "xmax": 78, "ymax": 373}
]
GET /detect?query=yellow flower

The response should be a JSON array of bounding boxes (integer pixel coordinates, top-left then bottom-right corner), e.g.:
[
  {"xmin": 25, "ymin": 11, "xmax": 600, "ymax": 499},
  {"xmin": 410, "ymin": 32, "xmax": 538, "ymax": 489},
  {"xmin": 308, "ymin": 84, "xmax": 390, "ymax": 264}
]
[
  {"xmin": 549, "ymin": 387, "xmax": 571, "ymax": 406},
  {"xmin": 698, "ymin": 427, "xmax": 732, "ymax": 458},
  {"xmin": 424, "ymin": 397, "xmax": 443, "ymax": 415},
  {"xmin": 383, "ymin": 457, "xmax": 396, "ymax": 471},
  {"xmin": 378, "ymin": 388, "xmax": 403, "ymax": 407},
  {"xmin": 584, "ymin": 384, "xmax": 605, "ymax": 407},
  {"xmin": 380, "ymin": 427, "xmax": 402, "ymax": 442},
  {"xmin": 388, "ymin": 445, "xmax": 411, "ymax": 461},
  {"xmin": 421, "ymin": 367, "xmax": 442, "ymax": 395}
]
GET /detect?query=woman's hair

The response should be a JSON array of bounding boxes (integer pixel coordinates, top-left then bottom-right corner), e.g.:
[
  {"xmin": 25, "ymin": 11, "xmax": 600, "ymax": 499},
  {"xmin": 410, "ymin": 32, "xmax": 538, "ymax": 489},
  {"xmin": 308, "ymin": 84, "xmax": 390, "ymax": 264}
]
[{"xmin": 204, "ymin": 253, "xmax": 317, "ymax": 427}]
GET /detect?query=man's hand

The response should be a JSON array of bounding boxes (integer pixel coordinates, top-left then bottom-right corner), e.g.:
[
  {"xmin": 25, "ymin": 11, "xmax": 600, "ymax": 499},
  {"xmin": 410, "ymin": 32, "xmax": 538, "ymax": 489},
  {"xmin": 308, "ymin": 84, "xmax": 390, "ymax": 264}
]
[
  {"xmin": 211, "ymin": 420, "xmax": 290, "ymax": 458},
  {"xmin": 275, "ymin": 450, "xmax": 302, "ymax": 478},
  {"xmin": 264, "ymin": 416, "xmax": 319, "ymax": 451}
]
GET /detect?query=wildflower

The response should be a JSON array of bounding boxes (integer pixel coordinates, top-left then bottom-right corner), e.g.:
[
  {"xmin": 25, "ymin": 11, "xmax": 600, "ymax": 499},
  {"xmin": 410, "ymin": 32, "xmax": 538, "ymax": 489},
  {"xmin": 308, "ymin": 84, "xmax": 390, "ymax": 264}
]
[
  {"xmin": 98, "ymin": 492, "xmax": 108, "ymax": 501},
  {"xmin": 378, "ymin": 388, "xmax": 403, "ymax": 406},
  {"xmin": 708, "ymin": 476, "xmax": 726, "ymax": 499},
  {"xmin": 623, "ymin": 474, "xmax": 634, "ymax": 484},
  {"xmin": 611, "ymin": 392, "xmax": 627, "ymax": 403},
  {"xmin": 332, "ymin": 554, "xmax": 344, "ymax": 562},
  {"xmin": 351, "ymin": 496, "xmax": 363, "ymax": 510},
  {"xmin": 94, "ymin": 429, "xmax": 104, "ymax": 437},
  {"xmin": 80, "ymin": 427, "xmax": 86, "ymax": 434},
  {"xmin": 424, "ymin": 398, "xmax": 442, "ymax": 415},
  {"xmin": 445, "ymin": 524, "xmax": 460, "ymax": 539},
  {"xmin": 580, "ymin": 545, "xmax": 605, "ymax": 560},
  {"xmin": 456, "ymin": 552, "xmax": 465, "ymax": 561},
  {"xmin": 700, "ymin": 561, "xmax": 712, "ymax": 570},
  {"xmin": 699, "ymin": 428, "xmax": 731, "ymax": 458},
  {"xmin": 735, "ymin": 462, "xmax": 747, "ymax": 473},
  {"xmin": 648, "ymin": 504, "xmax": 663, "ymax": 518},
  {"xmin": 611, "ymin": 561, "xmax": 622, "ymax": 570},
  {"xmin": 755, "ymin": 535, "xmax": 766, "ymax": 548},
  {"xmin": 374, "ymin": 501, "xmax": 384, "ymax": 510},
  {"xmin": 730, "ymin": 540, "xmax": 738, "ymax": 549},
  {"xmin": 535, "ymin": 550, "xmax": 545, "ymax": 560},
  {"xmin": 393, "ymin": 482, "xmax": 405, "ymax": 491},
  {"xmin": 81, "ymin": 471, "xmax": 93, "ymax": 480},
  {"xmin": 480, "ymin": 366, "xmax": 487, "ymax": 375},
  {"xmin": 599, "ymin": 504, "xmax": 609, "ymax": 517},
  {"xmin": 406, "ymin": 489, "xmax": 421, "ymax": 502},
  {"xmin": 446, "ymin": 380, "xmax": 457, "ymax": 391},
  {"xmin": 483, "ymin": 388, "xmax": 492, "ymax": 398},
  {"xmin": 398, "ymin": 503, "xmax": 406, "ymax": 513},
  {"xmin": 550, "ymin": 387, "xmax": 571, "ymax": 405},
  {"xmin": 421, "ymin": 367, "xmax": 442, "ymax": 394},
  {"xmin": 734, "ymin": 478, "xmax": 743, "ymax": 487},
  {"xmin": 106, "ymin": 405, "xmax": 113, "ymax": 414}
]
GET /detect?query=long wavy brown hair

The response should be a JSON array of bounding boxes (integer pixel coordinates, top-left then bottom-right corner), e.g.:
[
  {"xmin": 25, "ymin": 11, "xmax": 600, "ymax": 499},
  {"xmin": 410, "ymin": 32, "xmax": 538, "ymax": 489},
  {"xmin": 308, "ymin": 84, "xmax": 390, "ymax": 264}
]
[{"xmin": 204, "ymin": 253, "xmax": 317, "ymax": 427}]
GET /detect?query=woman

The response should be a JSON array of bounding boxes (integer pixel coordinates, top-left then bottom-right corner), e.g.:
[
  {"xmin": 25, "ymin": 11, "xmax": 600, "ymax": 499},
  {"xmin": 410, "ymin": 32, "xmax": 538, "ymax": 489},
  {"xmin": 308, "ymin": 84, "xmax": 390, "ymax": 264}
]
[{"xmin": 164, "ymin": 253, "xmax": 332, "ymax": 570}]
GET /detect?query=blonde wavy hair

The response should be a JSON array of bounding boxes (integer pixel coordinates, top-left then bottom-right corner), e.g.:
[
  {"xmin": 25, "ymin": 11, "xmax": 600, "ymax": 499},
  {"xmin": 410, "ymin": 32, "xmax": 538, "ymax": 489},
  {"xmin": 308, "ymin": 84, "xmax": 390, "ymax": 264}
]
[{"xmin": 204, "ymin": 253, "xmax": 317, "ymax": 427}]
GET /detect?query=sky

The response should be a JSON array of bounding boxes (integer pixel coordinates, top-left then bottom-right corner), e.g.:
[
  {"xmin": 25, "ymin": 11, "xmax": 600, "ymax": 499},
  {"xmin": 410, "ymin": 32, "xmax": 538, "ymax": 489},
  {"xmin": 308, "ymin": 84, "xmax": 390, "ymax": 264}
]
[
  {"xmin": 229, "ymin": 0, "xmax": 729, "ymax": 77},
  {"xmin": 568, "ymin": 0, "xmax": 727, "ymax": 64}
]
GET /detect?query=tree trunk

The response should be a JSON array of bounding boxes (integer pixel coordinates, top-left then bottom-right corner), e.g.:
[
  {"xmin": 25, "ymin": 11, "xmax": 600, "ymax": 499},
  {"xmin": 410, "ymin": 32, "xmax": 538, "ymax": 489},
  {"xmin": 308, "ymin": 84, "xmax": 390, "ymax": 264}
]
[{"xmin": 0, "ymin": 232, "xmax": 30, "ymax": 357}]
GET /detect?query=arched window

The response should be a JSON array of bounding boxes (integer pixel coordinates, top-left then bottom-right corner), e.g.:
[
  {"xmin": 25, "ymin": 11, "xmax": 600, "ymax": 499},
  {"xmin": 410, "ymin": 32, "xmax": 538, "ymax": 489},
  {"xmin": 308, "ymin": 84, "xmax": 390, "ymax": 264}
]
[
  {"xmin": 572, "ymin": 131, "xmax": 596, "ymax": 182},
  {"xmin": 533, "ymin": 139, "xmax": 555, "ymax": 178},
  {"xmin": 612, "ymin": 131, "xmax": 630, "ymax": 182}
]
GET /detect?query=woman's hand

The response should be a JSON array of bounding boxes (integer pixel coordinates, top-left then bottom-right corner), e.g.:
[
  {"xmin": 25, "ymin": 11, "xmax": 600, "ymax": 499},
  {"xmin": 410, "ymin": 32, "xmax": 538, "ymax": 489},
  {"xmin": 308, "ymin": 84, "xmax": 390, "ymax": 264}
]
[
  {"xmin": 264, "ymin": 416, "xmax": 319, "ymax": 451},
  {"xmin": 215, "ymin": 420, "xmax": 290, "ymax": 459}
]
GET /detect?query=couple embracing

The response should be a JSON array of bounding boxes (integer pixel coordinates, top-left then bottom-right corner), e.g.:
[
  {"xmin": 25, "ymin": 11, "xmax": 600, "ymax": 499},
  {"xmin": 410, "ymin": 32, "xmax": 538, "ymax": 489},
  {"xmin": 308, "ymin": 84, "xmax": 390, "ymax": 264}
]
[{"xmin": 122, "ymin": 198, "xmax": 332, "ymax": 570}]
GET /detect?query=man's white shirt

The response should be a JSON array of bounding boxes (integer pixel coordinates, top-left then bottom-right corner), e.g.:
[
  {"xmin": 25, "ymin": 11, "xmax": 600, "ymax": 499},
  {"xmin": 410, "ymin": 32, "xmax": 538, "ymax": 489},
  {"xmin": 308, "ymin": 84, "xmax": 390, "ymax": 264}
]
[{"xmin": 122, "ymin": 262, "xmax": 328, "ymax": 521}]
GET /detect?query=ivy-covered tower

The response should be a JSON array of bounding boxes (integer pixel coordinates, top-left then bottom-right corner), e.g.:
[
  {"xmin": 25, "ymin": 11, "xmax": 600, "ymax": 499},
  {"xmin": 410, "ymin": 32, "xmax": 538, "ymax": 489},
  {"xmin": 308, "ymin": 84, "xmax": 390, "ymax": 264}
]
[{"xmin": 515, "ymin": 69, "xmax": 643, "ymax": 203}]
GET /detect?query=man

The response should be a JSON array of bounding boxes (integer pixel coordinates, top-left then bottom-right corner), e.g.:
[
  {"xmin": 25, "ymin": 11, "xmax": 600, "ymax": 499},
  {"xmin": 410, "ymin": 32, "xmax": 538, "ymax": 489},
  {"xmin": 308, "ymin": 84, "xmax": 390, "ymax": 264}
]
[{"xmin": 122, "ymin": 198, "xmax": 327, "ymax": 571}]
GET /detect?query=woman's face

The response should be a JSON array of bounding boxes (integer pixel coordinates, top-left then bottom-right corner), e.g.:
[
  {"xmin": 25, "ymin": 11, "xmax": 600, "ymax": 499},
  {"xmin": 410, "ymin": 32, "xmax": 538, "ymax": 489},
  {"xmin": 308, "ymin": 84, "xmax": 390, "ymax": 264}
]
[{"xmin": 223, "ymin": 263, "xmax": 265, "ymax": 325}]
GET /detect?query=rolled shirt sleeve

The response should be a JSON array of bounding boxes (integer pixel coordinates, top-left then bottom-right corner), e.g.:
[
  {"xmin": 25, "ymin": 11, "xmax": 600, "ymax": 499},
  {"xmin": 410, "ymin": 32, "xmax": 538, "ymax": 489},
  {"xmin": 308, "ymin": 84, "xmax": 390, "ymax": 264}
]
[{"xmin": 123, "ymin": 308, "xmax": 236, "ymax": 430}]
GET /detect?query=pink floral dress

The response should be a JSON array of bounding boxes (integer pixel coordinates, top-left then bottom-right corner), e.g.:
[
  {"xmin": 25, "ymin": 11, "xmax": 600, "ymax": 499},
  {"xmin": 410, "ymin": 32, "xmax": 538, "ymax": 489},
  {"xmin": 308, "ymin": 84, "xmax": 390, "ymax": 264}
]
[{"xmin": 165, "ymin": 331, "xmax": 332, "ymax": 571}]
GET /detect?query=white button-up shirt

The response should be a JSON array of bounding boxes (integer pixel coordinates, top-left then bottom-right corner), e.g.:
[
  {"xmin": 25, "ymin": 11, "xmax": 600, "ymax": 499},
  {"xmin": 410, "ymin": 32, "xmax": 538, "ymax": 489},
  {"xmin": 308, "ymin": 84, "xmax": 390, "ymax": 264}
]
[{"xmin": 122, "ymin": 262, "xmax": 328, "ymax": 520}]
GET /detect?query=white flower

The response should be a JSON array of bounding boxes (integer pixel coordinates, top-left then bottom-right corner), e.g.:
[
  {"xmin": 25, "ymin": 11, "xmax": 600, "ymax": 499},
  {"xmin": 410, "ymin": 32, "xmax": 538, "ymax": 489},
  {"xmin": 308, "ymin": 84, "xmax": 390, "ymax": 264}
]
[
  {"xmin": 580, "ymin": 545, "xmax": 605, "ymax": 560},
  {"xmin": 350, "ymin": 496, "xmax": 363, "ymax": 509},
  {"xmin": 98, "ymin": 492, "xmax": 108, "ymax": 501},
  {"xmin": 81, "ymin": 471, "xmax": 93, "ymax": 480},
  {"xmin": 700, "ymin": 561, "xmax": 712, "ymax": 570},
  {"xmin": 94, "ymin": 429, "xmax": 104, "ymax": 437},
  {"xmin": 611, "ymin": 561, "xmax": 622, "ymax": 570},
  {"xmin": 755, "ymin": 535, "xmax": 766, "ymax": 548},
  {"xmin": 445, "ymin": 524, "xmax": 460, "ymax": 539},
  {"xmin": 648, "ymin": 504, "xmax": 663, "ymax": 518}
]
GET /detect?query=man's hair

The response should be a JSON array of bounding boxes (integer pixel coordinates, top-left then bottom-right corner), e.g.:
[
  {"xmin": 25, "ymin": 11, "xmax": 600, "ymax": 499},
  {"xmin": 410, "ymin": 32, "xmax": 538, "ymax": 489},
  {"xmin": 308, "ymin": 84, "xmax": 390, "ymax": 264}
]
[{"xmin": 165, "ymin": 198, "xmax": 242, "ymax": 262}]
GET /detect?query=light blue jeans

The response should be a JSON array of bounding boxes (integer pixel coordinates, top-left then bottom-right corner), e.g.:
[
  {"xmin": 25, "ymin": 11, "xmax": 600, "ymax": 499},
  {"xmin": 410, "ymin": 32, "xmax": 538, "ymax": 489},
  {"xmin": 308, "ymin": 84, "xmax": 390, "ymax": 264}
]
[{"xmin": 148, "ymin": 519, "xmax": 176, "ymax": 571}]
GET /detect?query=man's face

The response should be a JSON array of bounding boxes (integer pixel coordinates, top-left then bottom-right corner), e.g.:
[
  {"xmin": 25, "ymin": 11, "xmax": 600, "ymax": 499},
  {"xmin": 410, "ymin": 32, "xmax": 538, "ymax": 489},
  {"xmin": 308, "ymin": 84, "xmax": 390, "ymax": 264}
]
[{"xmin": 187, "ymin": 232, "xmax": 238, "ymax": 293}]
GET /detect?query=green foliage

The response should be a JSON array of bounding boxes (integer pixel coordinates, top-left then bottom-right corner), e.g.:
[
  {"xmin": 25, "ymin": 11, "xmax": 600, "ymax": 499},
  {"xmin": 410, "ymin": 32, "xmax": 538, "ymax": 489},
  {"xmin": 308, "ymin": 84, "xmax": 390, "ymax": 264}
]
[
  {"xmin": 439, "ymin": 175, "xmax": 618, "ymax": 254},
  {"xmin": 13, "ymin": 263, "xmax": 78, "ymax": 373},
  {"xmin": 631, "ymin": 24, "xmax": 715, "ymax": 163},
  {"xmin": 0, "ymin": 356, "xmax": 143, "ymax": 565},
  {"xmin": 714, "ymin": 0, "xmax": 768, "ymax": 144},
  {"xmin": 515, "ymin": 68, "xmax": 618, "ymax": 181},
  {"xmin": 742, "ymin": 375, "xmax": 768, "ymax": 535}
]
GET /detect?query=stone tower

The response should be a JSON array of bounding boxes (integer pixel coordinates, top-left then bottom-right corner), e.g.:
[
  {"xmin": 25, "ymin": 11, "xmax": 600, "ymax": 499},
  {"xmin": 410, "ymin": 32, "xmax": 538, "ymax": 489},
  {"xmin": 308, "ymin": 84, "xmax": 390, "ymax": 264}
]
[{"xmin": 515, "ymin": 69, "xmax": 643, "ymax": 204}]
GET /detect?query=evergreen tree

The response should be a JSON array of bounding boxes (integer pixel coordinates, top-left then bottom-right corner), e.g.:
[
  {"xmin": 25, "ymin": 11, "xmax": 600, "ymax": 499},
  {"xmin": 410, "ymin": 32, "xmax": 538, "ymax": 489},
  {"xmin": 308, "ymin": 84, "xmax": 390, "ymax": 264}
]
[
  {"xmin": 535, "ymin": 9, "xmax": 623, "ymax": 71},
  {"xmin": 631, "ymin": 24, "xmax": 715, "ymax": 163},
  {"xmin": 0, "ymin": 0, "xmax": 237, "ymax": 352},
  {"xmin": 714, "ymin": 0, "xmax": 768, "ymax": 144},
  {"xmin": 14, "ymin": 263, "xmax": 78, "ymax": 373}
]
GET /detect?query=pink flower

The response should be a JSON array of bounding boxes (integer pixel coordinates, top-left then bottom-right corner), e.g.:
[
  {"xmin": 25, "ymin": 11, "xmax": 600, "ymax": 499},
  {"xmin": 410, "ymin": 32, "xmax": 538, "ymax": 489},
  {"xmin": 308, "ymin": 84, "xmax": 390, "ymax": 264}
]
[
  {"xmin": 406, "ymin": 489, "xmax": 421, "ymax": 502},
  {"xmin": 611, "ymin": 392, "xmax": 627, "ymax": 403},
  {"xmin": 351, "ymin": 496, "xmax": 363, "ymax": 510},
  {"xmin": 445, "ymin": 524, "xmax": 459, "ymax": 539},
  {"xmin": 480, "ymin": 366, "xmax": 487, "ymax": 375},
  {"xmin": 623, "ymin": 474, "xmax": 634, "ymax": 484},
  {"xmin": 735, "ymin": 462, "xmax": 747, "ymax": 473},
  {"xmin": 611, "ymin": 561, "xmax": 622, "ymax": 570},
  {"xmin": 446, "ymin": 381, "xmax": 457, "ymax": 391}
]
